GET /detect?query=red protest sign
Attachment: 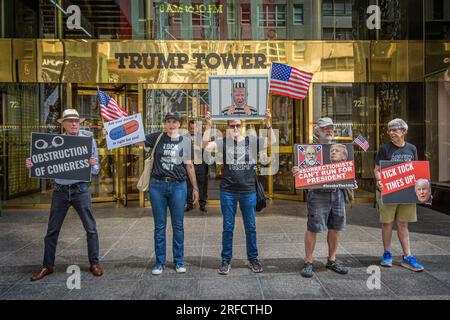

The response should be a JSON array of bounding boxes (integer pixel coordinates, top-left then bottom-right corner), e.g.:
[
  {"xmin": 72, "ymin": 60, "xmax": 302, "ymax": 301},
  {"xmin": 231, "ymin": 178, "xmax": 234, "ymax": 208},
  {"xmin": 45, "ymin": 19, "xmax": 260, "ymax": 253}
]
[
  {"xmin": 380, "ymin": 161, "xmax": 432, "ymax": 204},
  {"xmin": 294, "ymin": 144, "xmax": 356, "ymax": 189},
  {"xmin": 380, "ymin": 161, "xmax": 430, "ymax": 196}
]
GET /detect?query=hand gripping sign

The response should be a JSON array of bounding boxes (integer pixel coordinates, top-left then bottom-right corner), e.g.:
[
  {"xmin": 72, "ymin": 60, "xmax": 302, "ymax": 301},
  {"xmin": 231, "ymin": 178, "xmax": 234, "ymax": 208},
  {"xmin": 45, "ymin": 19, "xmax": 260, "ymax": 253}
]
[
  {"xmin": 294, "ymin": 143, "xmax": 356, "ymax": 189},
  {"xmin": 380, "ymin": 161, "xmax": 431, "ymax": 204},
  {"xmin": 30, "ymin": 133, "xmax": 92, "ymax": 181},
  {"xmin": 104, "ymin": 113, "xmax": 146, "ymax": 150}
]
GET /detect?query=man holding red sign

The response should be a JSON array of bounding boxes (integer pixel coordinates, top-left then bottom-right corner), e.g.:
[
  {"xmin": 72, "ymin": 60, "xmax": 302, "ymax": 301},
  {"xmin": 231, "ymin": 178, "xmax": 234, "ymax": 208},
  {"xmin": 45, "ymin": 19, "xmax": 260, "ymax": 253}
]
[
  {"xmin": 293, "ymin": 118, "xmax": 350, "ymax": 278},
  {"xmin": 374, "ymin": 118, "xmax": 425, "ymax": 272}
]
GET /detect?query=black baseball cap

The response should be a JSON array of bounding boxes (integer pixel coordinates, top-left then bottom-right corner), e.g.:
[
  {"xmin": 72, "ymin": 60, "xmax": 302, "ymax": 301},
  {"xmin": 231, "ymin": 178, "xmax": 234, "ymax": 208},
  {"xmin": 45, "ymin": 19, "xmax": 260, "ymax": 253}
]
[{"xmin": 164, "ymin": 112, "xmax": 181, "ymax": 122}]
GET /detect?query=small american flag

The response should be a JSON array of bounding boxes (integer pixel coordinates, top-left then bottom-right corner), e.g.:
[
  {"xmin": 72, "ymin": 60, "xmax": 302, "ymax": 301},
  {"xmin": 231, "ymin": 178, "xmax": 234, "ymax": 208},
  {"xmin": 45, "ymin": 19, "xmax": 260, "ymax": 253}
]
[
  {"xmin": 98, "ymin": 89, "xmax": 128, "ymax": 121},
  {"xmin": 353, "ymin": 135, "xmax": 369, "ymax": 151},
  {"xmin": 269, "ymin": 62, "xmax": 313, "ymax": 100}
]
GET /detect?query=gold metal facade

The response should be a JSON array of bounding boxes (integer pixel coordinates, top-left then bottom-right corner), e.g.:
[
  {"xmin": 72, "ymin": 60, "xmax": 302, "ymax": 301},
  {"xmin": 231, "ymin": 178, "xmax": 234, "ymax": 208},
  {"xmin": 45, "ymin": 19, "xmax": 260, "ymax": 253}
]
[{"xmin": 0, "ymin": 39, "xmax": 426, "ymax": 84}]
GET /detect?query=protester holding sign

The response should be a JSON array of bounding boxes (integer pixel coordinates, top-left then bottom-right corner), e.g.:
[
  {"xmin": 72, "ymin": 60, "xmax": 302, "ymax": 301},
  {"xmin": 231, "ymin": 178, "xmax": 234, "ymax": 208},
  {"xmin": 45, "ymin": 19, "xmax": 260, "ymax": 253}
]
[
  {"xmin": 292, "ymin": 117, "xmax": 351, "ymax": 278},
  {"xmin": 25, "ymin": 109, "xmax": 103, "ymax": 281},
  {"xmin": 136, "ymin": 112, "xmax": 199, "ymax": 275},
  {"xmin": 374, "ymin": 118, "xmax": 424, "ymax": 272},
  {"xmin": 202, "ymin": 111, "xmax": 275, "ymax": 275}
]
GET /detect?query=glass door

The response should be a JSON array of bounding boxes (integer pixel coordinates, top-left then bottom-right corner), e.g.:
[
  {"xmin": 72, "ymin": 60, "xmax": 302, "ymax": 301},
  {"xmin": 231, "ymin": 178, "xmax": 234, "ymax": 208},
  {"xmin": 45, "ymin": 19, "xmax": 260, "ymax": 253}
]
[
  {"xmin": 269, "ymin": 95, "xmax": 305, "ymax": 200},
  {"xmin": 74, "ymin": 85, "xmax": 139, "ymax": 206}
]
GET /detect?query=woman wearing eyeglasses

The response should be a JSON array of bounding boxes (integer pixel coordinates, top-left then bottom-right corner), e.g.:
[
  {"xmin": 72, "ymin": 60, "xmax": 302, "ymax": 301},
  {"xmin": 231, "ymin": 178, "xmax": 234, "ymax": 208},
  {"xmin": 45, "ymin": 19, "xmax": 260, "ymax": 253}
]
[
  {"xmin": 374, "ymin": 118, "xmax": 424, "ymax": 272},
  {"xmin": 202, "ymin": 111, "xmax": 275, "ymax": 275}
]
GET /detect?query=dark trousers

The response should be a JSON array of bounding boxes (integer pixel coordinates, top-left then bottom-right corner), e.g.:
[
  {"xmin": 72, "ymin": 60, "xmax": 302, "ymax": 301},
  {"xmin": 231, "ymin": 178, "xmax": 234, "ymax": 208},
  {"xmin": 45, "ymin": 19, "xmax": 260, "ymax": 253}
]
[
  {"xmin": 43, "ymin": 182, "xmax": 99, "ymax": 268},
  {"xmin": 187, "ymin": 163, "xmax": 208, "ymax": 207}
]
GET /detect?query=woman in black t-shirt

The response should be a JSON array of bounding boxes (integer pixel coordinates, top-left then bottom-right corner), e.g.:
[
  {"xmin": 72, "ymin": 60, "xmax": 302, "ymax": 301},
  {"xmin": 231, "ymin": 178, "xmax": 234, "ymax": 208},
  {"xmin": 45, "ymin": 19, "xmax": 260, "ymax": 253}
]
[
  {"xmin": 139, "ymin": 112, "xmax": 199, "ymax": 275},
  {"xmin": 374, "ymin": 118, "xmax": 424, "ymax": 272},
  {"xmin": 202, "ymin": 111, "xmax": 276, "ymax": 275}
]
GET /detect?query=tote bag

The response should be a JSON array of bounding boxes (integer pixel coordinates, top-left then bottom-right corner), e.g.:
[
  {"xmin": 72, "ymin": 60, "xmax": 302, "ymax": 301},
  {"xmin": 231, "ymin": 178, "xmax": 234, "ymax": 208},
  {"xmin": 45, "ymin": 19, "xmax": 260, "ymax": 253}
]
[{"xmin": 136, "ymin": 133, "xmax": 164, "ymax": 192}]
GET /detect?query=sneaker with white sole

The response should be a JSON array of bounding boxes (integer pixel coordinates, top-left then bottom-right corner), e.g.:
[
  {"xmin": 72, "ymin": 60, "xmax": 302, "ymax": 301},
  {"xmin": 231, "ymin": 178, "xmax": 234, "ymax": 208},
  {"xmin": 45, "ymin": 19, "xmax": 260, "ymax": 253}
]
[
  {"xmin": 175, "ymin": 264, "xmax": 186, "ymax": 273},
  {"xmin": 218, "ymin": 260, "xmax": 231, "ymax": 275},
  {"xmin": 381, "ymin": 250, "xmax": 393, "ymax": 267},
  {"xmin": 249, "ymin": 259, "xmax": 263, "ymax": 273},
  {"xmin": 151, "ymin": 264, "xmax": 165, "ymax": 275}
]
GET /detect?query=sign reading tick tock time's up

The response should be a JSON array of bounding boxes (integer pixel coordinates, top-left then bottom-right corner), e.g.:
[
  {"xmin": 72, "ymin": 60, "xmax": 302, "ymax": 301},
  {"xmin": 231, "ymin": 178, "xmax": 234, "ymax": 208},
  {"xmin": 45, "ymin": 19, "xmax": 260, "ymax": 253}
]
[{"xmin": 115, "ymin": 53, "xmax": 267, "ymax": 70}]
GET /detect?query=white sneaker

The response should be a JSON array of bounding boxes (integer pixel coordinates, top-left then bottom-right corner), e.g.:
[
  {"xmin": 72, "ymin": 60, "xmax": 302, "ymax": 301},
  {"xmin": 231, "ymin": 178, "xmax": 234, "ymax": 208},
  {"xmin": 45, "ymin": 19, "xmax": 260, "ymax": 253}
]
[
  {"xmin": 175, "ymin": 264, "xmax": 186, "ymax": 273},
  {"xmin": 152, "ymin": 264, "xmax": 165, "ymax": 275}
]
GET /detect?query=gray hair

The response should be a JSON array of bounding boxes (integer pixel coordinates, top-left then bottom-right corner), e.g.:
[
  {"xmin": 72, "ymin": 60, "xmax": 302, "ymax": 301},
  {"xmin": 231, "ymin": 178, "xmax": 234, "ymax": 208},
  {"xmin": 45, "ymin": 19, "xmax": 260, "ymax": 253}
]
[
  {"xmin": 388, "ymin": 118, "xmax": 408, "ymax": 131},
  {"xmin": 415, "ymin": 178, "xmax": 431, "ymax": 189}
]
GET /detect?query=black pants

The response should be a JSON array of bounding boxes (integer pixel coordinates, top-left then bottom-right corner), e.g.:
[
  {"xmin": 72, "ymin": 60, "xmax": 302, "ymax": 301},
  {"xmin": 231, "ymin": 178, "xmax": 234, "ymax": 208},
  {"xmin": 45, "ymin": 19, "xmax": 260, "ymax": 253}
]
[
  {"xmin": 187, "ymin": 163, "xmax": 208, "ymax": 207},
  {"xmin": 43, "ymin": 182, "xmax": 100, "ymax": 268}
]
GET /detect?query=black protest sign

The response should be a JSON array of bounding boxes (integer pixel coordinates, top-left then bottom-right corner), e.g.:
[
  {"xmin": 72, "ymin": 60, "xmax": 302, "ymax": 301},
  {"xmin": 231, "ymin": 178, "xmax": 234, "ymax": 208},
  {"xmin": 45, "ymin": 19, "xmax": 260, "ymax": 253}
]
[{"xmin": 30, "ymin": 133, "xmax": 92, "ymax": 181}]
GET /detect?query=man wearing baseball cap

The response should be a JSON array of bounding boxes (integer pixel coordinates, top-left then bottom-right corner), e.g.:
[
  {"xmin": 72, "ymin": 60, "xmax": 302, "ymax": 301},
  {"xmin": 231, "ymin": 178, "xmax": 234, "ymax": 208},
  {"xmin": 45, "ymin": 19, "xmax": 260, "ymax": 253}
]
[
  {"xmin": 293, "ymin": 117, "xmax": 349, "ymax": 278},
  {"xmin": 25, "ymin": 109, "xmax": 103, "ymax": 281}
]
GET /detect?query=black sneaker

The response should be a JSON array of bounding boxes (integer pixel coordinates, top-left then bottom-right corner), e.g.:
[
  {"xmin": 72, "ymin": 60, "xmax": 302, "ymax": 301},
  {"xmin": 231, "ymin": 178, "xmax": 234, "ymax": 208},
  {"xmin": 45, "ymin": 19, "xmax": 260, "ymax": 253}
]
[
  {"xmin": 184, "ymin": 205, "xmax": 193, "ymax": 212},
  {"xmin": 300, "ymin": 262, "xmax": 314, "ymax": 278},
  {"xmin": 249, "ymin": 259, "xmax": 263, "ymax": 273},
  {"xmin": 326, "ymin": 259, "xmax": 348, "ymax": 275},
  {"xmin": 199, "ymin": 205, "xmax": 207, "ymax": 213},
  {"xmin": 218, "ymin": 260, "xmax": 231, "ymax": 275}
]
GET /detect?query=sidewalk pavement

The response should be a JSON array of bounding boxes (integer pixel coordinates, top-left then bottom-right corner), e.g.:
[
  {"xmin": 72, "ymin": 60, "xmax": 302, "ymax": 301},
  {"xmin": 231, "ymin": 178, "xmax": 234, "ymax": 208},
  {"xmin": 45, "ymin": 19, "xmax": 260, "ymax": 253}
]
[{"xmin": 0, "ymin": 200, "xmax": 449, "ymax": 300}]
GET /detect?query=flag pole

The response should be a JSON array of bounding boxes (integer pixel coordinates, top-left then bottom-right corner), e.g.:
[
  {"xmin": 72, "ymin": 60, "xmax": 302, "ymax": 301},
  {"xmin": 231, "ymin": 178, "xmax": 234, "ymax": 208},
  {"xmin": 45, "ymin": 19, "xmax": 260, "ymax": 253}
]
[{"xmin": 267, "ymin": 62, "xmax": 274, "ymax": 199}]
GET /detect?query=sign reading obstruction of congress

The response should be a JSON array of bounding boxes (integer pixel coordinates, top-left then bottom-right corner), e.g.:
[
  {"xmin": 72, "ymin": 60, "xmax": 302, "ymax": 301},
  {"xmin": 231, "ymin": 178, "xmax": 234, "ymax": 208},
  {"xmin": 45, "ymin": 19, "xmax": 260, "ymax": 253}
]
[
  {"xmin": 104, "ymin": 113, "xmax": 145, "ymax": 150},
  {"xmin": 30, "ymin": 133, "xmax": 92, "ymax": 181},
  {"xmin": 209, "ymin": 75, "xmax": 268, "ymax": 120},
  {"xmin": 380, "ymin": 161, "xmax": 431, "ymax": 204},
  {"xmin": 294, "ymin": 143, "xmax": 356, "ymax": 189}
]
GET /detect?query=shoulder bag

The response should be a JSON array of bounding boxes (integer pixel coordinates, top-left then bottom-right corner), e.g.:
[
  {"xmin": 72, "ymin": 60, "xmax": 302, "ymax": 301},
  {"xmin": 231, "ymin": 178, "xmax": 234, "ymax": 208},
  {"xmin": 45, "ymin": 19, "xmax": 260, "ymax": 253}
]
[{"xmin": 137, "ymin": 133, "xmax": 164, "ymax": 192}]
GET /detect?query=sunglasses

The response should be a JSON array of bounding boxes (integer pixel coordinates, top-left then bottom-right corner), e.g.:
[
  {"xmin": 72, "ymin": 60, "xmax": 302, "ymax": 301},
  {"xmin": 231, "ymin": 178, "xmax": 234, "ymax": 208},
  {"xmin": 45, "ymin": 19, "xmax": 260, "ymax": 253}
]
[{"xmin": 229, "ymin": 124, "xmax": 242, "ymax": 129}]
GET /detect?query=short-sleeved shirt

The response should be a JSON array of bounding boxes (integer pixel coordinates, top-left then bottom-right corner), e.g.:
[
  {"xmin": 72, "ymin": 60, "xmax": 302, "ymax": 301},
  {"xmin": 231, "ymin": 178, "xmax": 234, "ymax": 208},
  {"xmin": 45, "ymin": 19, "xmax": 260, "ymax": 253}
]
[
  {"xmin": 217, "ymin": 135, "xmax": 266, "ymax": 194},
  {"xmin": 145, "ymin": 132, "xmax": 192, "ymax": 181},
  {"xmin": 375, "ymin": 141, "xmax": 418, "ymax": 165}
]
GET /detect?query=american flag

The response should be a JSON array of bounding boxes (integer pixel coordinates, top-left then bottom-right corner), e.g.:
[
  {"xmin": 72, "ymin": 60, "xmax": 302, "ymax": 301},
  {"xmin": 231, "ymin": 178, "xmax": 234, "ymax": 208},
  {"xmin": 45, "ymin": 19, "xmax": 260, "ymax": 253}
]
[
  {"xmin": 98, "ymin": 89, "xmax": 128, "ymax": 121},
  {"xmin": 353, "ymin": 135, "xmax": 369, "ymax": 151},
  {"xmin": 269, "ymin": 62, "xmax": 313, "ymax": 100}
]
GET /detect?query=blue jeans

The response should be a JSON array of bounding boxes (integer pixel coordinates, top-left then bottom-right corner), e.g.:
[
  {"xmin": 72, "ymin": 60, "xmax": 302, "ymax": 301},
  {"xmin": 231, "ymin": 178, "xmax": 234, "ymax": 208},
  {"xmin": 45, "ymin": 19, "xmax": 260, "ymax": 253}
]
[
  {"xmin": 149, "ymin": 178, "xmax": 187, "ymax": 266},
  {"xmin": 44, "ymin": 182, "xmax": 99, "ymax": 268},
  {"xmin": 220, "ymin": 191, "xmax": 258, "ymax": 262}
]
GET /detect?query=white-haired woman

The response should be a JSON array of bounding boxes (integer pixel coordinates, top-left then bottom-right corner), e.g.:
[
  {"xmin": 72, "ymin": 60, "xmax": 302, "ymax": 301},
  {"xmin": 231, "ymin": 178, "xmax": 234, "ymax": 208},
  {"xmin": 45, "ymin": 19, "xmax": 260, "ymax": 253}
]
[{"xmin": 374, "ymin": 118, "xmax": 424, "ymax": 272}]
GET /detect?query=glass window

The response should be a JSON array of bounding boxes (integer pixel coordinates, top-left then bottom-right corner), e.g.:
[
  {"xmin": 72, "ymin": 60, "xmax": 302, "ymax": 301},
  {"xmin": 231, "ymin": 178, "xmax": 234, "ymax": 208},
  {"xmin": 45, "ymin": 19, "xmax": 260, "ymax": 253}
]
[
  {"xmin": 227, "ymin": 3, "xmax": 236, "ymax": 24},
  {"xmin": 241, "ymin": 3, "xmax": 251, "ymax": 24},
  {"xmin": 293, "ymin": 4, "xmax": 304, "ymax": 25},
  {"xmin": 258, "ymin": 4, "xmax": 286, "ymax": 27},
  {"xmin": 322, "ymin": 0, "xmax": 333, "ymax": 16}
]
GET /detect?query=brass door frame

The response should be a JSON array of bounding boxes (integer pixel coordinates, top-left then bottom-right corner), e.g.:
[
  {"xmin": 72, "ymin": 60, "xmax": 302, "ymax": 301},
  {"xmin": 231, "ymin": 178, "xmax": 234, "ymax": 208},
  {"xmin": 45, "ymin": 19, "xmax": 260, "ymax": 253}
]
[{"xmin": 73, "ymin": 87, "xmax": 131, "ymax": 206}]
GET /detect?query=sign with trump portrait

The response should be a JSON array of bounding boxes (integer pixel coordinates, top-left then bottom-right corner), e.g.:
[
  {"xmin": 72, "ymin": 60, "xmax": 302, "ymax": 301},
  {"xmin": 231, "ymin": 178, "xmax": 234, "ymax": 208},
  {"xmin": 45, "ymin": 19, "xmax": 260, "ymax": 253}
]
[
  {"xmin": 294, "ymin": 143, "xmax": 356, "ymax": 189},
  {"xmin": 380, "ymin": 161, "xmax": 431, "ymax": 204},
  {"xmin": 208, "ymin": 74, "xmax": 268, "ymax": 120}
]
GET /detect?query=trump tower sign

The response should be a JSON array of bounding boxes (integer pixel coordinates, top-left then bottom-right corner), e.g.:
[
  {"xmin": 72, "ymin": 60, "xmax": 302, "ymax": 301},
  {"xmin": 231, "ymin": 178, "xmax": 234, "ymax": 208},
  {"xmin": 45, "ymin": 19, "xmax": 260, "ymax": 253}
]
[
  {"xmin": 30, "ymin": 133, "xmax": 92, "ymax": 181},
  {"xmin": 294, "ymin": 143, "xmax": 356, "ymax": 189},
  {"xmin": 380, "ymin": 161, "xmax": 431, "ymax": 204}
]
